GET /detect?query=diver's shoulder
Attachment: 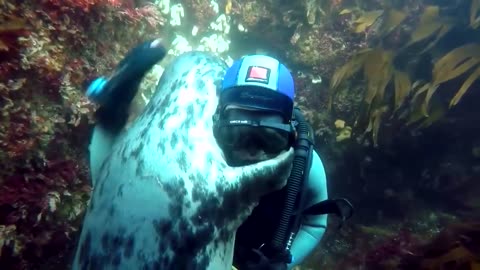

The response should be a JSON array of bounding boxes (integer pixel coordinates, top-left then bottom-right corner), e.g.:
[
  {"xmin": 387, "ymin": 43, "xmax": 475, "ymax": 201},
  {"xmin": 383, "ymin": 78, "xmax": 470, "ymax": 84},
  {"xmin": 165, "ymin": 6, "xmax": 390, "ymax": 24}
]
[
  {"xmin": 311, "ymin": 149, "xmax": 326, "ymax": 172},
  {"xmin": 308, "ymin": 149, "xmax": 327, "ymax": 189}
]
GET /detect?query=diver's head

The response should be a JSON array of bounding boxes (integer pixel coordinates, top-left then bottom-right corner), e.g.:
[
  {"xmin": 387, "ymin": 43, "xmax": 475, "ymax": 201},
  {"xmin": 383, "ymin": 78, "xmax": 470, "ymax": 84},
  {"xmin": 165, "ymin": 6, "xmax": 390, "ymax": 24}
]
[{"xmin": 213, "ymin": 54, "xmax": 296, "ymax": 166}]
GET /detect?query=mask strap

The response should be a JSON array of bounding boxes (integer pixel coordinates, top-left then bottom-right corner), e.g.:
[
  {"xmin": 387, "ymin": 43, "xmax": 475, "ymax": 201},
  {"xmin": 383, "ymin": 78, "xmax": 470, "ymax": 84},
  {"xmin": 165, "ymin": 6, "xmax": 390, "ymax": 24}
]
[{"xmin": 215, "ymin": 119, "xmax": 294, "ymax": 134}]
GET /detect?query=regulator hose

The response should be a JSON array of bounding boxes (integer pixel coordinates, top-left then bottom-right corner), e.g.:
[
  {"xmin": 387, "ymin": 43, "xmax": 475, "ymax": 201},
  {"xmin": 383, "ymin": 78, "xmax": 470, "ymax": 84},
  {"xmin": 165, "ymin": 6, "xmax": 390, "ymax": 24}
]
[{"xmin": 269, "ymin": 107, "xmax": 314, "ymax": 257}]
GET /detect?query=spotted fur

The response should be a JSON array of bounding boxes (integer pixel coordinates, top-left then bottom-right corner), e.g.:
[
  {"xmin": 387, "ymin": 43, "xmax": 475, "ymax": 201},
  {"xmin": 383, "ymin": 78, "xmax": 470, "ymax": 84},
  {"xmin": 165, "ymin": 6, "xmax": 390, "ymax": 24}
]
[{"xmin": 72, "ymin": 51, "xmax": 294, "ymax": 270}]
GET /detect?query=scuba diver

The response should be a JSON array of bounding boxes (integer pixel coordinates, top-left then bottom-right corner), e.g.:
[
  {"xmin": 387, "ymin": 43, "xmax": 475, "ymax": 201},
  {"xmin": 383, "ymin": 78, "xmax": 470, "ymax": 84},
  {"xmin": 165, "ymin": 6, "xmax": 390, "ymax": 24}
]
[
  {"xmin": 84, "ymin": 37, "xmax": 353, "ymax": 270},
  {"xmin": 213, "ymin": 55, "xmax": 353, "ymax": 270}
]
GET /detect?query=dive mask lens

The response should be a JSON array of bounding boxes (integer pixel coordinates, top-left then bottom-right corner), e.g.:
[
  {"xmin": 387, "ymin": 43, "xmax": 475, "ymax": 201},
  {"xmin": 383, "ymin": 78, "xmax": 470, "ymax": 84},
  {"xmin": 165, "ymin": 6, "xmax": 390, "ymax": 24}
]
[{"xmin": 218, "ymin": 124, "xmax": 290, "ymax": 155}]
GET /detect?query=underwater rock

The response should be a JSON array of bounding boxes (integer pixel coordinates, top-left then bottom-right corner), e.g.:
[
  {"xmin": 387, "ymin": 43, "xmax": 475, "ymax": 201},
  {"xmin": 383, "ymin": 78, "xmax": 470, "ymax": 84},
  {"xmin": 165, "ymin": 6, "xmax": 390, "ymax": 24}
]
[
  {"xmin": 0, "ymin": 0, "xmax": 165, "ymax": 268},
  {"xmin": 183, "ymin": 0, "xmax": 218, "ymax": 34},
  {"xmin": 169, "ymin": 3, "xmax": 184, "ymax": 26},
  {"xmin": 287, "ymin": 22, "xmax": 365, "ymax": 80},
  {"xmin": 235, "ymin": 0, "xmax": 269, "ymax": 29},
  {"xmin": 227, "ymin": 0, "xmax": 297, "ymax": 56}
]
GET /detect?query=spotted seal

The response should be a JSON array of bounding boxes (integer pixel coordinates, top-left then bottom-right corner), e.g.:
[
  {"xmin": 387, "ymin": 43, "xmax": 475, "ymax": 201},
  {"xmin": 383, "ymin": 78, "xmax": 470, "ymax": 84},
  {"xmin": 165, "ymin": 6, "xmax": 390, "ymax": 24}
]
[{"xmin": 72, "ymin": 50, "xmax": 294, "ymax": 270}]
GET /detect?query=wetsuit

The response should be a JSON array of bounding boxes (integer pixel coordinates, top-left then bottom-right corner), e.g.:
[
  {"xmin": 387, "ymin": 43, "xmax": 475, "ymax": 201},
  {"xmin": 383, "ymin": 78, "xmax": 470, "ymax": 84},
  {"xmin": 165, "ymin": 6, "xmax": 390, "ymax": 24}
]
[{"xmin": 233, "ymin": 149, "xmax": 328, "ymax": 270}]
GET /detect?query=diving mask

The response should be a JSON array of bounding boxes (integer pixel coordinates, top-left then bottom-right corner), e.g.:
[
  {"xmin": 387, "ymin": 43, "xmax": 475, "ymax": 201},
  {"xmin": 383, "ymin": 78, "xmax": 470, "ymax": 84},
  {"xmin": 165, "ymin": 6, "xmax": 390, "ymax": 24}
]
[{"xmin": 214, "ymin": 107, "xmax": 295, "ymax": 166}]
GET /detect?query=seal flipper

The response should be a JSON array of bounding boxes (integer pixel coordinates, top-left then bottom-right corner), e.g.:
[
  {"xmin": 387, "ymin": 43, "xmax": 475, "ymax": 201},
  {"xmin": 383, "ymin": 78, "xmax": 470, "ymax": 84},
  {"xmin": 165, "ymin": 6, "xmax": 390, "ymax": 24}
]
[
  {"xmin": 225, "ymin": 148, "xmax": 295, "ymax": 228},
  {"xmin": 88, "ymin": 38, "xmax": 167, "ymax": 134},
  {"xmin": 87, "ymin": 39, "xmax": 167, "ymax": 185}
]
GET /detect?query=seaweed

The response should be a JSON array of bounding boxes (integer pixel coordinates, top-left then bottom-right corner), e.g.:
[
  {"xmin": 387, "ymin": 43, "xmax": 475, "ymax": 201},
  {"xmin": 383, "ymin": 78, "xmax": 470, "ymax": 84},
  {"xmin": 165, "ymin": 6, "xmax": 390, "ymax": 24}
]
[
  {"xmin": 329, "ymin": 1, "xmax": 480, "ymax": 146},
  {"xmin": 418, "ymin": 43, "xmax": 480, "ymax": 111},
  {"xmin": 402, "ymin": 5, "xmax": 453, "ymax": 53},
  {"xmin": 0, "ymin": 0, "xmax": 165, "ymax": 268},
  {"xmin": 329, "ymin": 47, "xmax": 411, "ymax": 146},
  {"xmin": 471, "ymin": 0, "xmax": 480, "ymax": 29},
  {"xmin": 352, "ymin": 10, "xmax": 384, "ymax": 33},
  {"xmin": 402, "ymin": 222, "xmax": 480, "ymax": 270}
]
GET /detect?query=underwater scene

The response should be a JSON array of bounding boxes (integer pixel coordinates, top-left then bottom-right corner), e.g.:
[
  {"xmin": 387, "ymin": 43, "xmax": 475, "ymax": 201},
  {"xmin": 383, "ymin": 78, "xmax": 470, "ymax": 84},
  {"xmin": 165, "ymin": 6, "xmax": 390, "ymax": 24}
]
[{"xmin": 1, "ymin": 0, "xmax": 480, "ymax": 269}]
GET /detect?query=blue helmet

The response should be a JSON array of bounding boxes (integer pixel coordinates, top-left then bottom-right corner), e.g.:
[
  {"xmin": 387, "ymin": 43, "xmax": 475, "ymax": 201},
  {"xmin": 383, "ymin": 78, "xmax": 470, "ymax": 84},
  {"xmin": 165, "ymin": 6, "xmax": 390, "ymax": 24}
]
[{"xmin": 219, "ymin": 54, "xmax": 295, "ymax": 121}]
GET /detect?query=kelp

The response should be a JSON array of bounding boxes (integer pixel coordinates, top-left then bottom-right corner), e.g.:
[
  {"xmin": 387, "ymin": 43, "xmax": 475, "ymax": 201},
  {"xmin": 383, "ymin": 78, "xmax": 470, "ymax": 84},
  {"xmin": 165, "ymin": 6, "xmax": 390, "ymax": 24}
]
[
  {"xmin": 407, "ymin": 82, "xmax": 436, "ymax": 120},
  {"xmin": 404, "ymin": 81, "xmax": 445, "ymax": 128},
  {"xmin": 403, "ymin": 5, "xmax": 453, "ymax": 53},
  {"xmin": 452, "ymin": 65, "xmax": 480, "ymax": 106},
  {"xmin": 351, "ymin": 10, "xmax": 383, "ymax": 33},
  {"xmin": 330, "ymin": 48, "xmax": 411, "ymax": 146},
  {"xmin": 429, "ymin": 43, "xmax": 480, "ymax": 108},
  {"xmin": 330, "ymin": 48, "xmax": 399, "ymax": 105},
  {"xmin": 340, "ymin": 5, "xmax": 407, "ymax": 36},
  {"xmin": 362, "ymin": 49, "xmax": 394, "ymax": 106},
  {"xmin": 330, "ymin": 2, "xmax": 480, "ymax": 145},
  {"xmin": 472, "ymin": 0, "xmax": 480, "ymax": 29},
  {"xmin": 364, "ymin": 106, "xmax": 388, "ymax": 147},
  {"xmin": 379, "ymin": 8, "xmax": 407, "ymax": 36},
  {"xmin": 393, "ymin": 70, "xmax": 411, "ymax": 111},
  {"xmin": 330, "ymin": 48, "xmax": 372, "ymax": 91}
]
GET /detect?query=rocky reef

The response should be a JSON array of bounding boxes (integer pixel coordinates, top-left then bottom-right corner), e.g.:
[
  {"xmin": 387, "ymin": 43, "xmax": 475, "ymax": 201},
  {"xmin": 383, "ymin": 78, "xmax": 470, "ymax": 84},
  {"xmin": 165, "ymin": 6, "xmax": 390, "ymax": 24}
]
[{"xmin": 0, "ymin": 0, "xmax": 164, "ymax": 268}]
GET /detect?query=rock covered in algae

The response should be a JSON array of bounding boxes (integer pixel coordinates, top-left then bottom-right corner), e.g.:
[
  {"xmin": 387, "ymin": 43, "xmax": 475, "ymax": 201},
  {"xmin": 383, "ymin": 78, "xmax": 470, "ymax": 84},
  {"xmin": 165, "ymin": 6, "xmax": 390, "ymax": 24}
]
[{"xmin": 287, "ymin": 21, "xmax": 367, "ymax": 80}]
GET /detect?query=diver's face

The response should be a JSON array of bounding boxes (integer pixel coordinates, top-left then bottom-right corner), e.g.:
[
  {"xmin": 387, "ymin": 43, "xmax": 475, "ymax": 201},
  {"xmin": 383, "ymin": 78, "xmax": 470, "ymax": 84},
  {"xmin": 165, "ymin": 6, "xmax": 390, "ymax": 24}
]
[{"xmin": 218, "ymin": 107, "xmax": 291, "ymax": 166}]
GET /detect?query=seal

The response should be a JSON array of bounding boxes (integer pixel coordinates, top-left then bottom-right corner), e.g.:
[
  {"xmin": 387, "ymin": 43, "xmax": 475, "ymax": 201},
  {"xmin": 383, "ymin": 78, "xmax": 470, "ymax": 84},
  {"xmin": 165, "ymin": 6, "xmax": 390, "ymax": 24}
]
[{"xmin": 72, "ymin": 50, "xmax": 295, "ymax": 270}]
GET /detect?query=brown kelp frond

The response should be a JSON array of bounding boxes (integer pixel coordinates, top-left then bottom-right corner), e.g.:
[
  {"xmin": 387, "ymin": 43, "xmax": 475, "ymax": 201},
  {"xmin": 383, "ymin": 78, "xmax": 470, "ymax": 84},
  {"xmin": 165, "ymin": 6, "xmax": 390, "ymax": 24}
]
[
  {"xmin": 329, "ymin": 48, "xmax": 396, "ymax": 102},
  {"xmin": 451, "ymin": 65, "xmax": 480, "ymax": 107},
  {"xmin": 330, "ymin": 48, "xmax": 413, "ymax": 146},
  {"xmin": 424, "ymin": 43, "xmax": 480, "ymax": 110},
  {"xmin": 393, "ymin": 70, "xmax": 411, "ymax": 112},
  {"xmin": 328, "ymin": 48, "xmax": 372, "ymax": 110},
  {"xmin": 404, "ymin": 82, "xmax": 437, "ymax": 124},
  {"xmin": 404, "ymin": 81, "xmax": 446, "ymax": 129},
  {"xmin": 351, "ymin": 10, "xmax": 383, "ymax": 33},
  {"xmin": 403, "ymin": 5, "xmax": 453, "ymax": 53},
  {"xmin": 364, "ymin": 106, "xmax": 389, "ymax": 147},
  {"xmin": 330, "ymin": 1, "xmax": 480, "ymax": 146},
  {"xmin": 339, "ymin": 7, "xmax": 407, "ymax": 36},
  {"xmin": 379, "ymin": 8, "xmax": 408, "ymax": 37},
  {"xmin": 432, "ymin": 44, "xmax": 480, "ymax": 84},
  {"xmin": 330, "ymin": 48, "xmax": 372, "ymax": 91},
  {"xmin": 471, "ymin": 0, "xmax": 480, "ymax": 29},
  {"xmin": 363, "ymin": 49, "xmax": 395, "ymax": 106}
]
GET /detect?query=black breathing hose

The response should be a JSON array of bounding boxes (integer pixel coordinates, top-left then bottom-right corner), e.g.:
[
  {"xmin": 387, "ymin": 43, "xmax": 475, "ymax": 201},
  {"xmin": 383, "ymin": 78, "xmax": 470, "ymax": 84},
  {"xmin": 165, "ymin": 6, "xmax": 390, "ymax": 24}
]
[{"xmin": 269, "ymin": 108, "xmax": 313, "ymax": 254}]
